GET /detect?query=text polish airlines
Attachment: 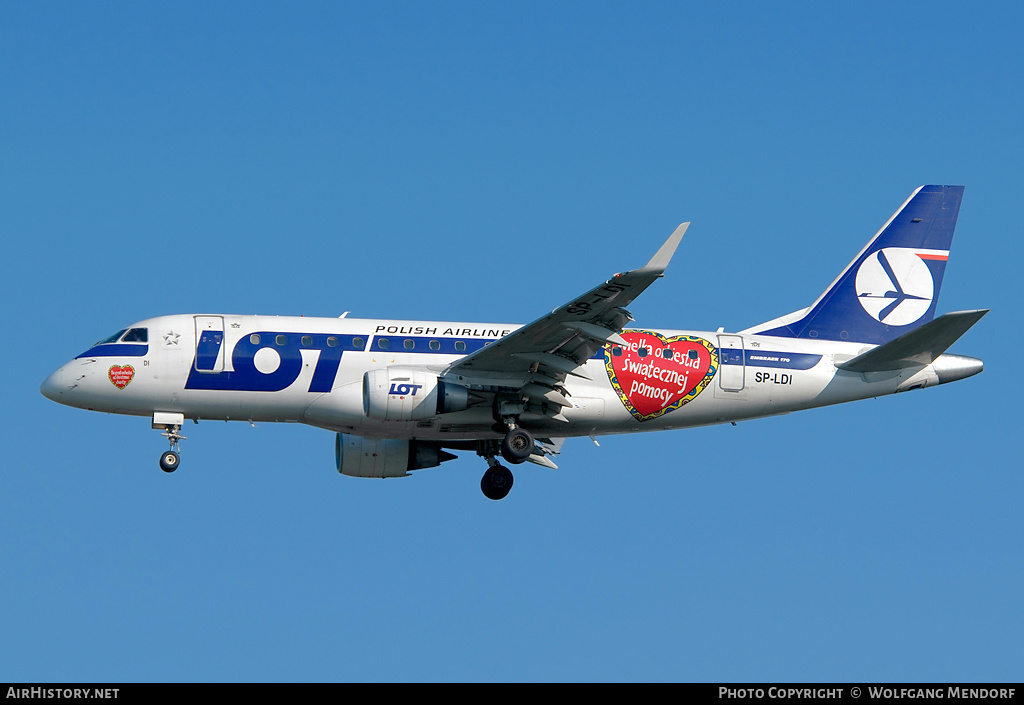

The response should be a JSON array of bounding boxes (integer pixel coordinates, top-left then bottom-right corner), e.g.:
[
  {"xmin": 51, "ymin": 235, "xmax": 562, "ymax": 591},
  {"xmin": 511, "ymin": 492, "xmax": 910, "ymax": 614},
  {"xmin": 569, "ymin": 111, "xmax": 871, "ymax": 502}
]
[{"xmin": 41, "ymin": 186, "xmax": 986, "ymax": 499}]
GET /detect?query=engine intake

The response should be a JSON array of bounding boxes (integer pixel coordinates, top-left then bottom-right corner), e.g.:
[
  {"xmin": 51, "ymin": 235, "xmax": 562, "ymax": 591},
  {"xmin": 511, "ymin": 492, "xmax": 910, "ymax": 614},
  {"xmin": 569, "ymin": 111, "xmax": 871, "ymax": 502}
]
[{"xmin": 363, "ymin": 368, "xmax": 469, "ymax": 421}]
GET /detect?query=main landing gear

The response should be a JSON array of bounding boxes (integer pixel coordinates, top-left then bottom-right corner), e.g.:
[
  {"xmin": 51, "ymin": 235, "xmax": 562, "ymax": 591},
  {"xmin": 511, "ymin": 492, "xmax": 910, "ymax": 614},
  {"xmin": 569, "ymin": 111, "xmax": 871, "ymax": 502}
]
[
  {"xmin": 479, "ymin": 425, "xmax": 535, "ymax": 500},
  {"xmin": 501, "ymin": 427, "xmax": 534, "ymax": 465},
  {"xmin": 481, "ymin": 458, "xmax": 514, "ymax": 501},
  {"xmin": 158, "ymin": 423, "xmax": 186, "ymax": 473}
]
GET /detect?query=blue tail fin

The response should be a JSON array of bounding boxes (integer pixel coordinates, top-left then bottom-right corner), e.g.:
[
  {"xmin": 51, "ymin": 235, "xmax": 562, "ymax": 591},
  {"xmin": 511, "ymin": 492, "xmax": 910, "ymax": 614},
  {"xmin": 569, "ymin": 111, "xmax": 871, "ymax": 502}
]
[{"xmin": 751, "ymin": 185, "xmax": 964, "ymax": 345}]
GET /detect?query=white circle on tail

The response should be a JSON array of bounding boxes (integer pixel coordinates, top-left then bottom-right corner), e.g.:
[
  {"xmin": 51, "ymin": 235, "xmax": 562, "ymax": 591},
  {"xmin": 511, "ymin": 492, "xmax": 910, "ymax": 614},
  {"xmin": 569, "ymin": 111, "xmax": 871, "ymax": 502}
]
[{"xmin": 854, "ymin": 248, "xmax": 934, "ymax": 326}]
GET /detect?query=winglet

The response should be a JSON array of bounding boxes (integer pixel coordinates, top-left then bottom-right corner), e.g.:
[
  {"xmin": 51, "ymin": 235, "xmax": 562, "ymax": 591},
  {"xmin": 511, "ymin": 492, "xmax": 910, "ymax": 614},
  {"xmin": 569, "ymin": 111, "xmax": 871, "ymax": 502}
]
[{"xmin": 639, "ymin": 222, "xmax": 689, "ymax": 274}]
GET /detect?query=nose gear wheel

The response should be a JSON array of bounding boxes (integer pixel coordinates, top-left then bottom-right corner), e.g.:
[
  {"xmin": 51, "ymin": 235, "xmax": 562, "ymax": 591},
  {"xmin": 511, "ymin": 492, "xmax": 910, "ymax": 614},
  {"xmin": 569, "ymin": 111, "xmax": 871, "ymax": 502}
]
[{"xmin": 158, "ymin": 423, "xmax": 186, "ymax": 472}]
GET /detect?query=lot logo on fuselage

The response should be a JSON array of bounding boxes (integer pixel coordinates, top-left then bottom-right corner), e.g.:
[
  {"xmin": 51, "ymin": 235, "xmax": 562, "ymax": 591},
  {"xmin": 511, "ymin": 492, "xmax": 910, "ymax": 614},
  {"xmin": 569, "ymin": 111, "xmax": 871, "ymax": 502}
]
[
  {"xmin": 854, "ymin": 248, "xmax": 935, "ymax": 326},
  {"xmin": 185, "ymin": 332, "xmax": 364, "ymax": 393}
]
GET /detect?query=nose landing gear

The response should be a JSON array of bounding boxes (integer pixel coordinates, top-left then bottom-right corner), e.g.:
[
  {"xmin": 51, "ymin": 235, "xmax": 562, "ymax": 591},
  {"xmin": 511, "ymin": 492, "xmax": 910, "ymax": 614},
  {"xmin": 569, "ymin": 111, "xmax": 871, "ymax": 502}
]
[
  {"xmin": 156, "ymin": 417, "xmax": 187, "ymax": 473},
  {"xmin": 159, "ymin": 448, "xmax": 180, "ymax": 473}
]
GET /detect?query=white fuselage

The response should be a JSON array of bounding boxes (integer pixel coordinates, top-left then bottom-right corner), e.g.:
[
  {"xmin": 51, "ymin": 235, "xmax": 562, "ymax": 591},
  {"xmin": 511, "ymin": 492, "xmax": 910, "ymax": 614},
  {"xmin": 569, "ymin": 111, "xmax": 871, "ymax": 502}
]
[{"xmin": 42, "ymin": 313, "xmax": 970, "ymax": 442}]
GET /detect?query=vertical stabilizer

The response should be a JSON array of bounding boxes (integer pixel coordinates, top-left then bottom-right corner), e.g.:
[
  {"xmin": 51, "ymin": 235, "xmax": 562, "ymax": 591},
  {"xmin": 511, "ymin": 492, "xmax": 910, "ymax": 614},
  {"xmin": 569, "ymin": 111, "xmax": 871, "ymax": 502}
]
[{"xmin": 751, "ymin": 185, "xmax": 964, "ymax": 345}]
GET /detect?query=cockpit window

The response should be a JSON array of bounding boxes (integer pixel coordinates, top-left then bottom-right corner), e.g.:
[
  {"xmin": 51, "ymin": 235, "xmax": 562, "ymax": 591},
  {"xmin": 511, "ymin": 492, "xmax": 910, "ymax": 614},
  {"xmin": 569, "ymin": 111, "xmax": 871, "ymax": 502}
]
[
  {"xmin": 122, "ymin": 328, "xmax": 148, "ymax": 343},
  {"xmin": 95, "ymin": 329, "xmax": 127, "ymax": 345}
]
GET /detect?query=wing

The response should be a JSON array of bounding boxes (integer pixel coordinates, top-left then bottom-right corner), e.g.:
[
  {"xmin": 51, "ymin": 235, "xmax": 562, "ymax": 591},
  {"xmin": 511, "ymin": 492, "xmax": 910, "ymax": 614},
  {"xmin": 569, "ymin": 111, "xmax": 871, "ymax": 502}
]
[{"xmin": 441, "ymin": 223, "xmax": 689, "ymax": 419}]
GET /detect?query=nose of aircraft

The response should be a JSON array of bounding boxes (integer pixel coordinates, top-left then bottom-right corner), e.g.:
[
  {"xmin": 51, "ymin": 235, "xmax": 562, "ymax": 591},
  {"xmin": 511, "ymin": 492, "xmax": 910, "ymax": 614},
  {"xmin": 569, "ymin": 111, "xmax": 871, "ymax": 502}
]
[{"xmin": 40, "ymin": 366, "xmax": 66, "ymax": 402}]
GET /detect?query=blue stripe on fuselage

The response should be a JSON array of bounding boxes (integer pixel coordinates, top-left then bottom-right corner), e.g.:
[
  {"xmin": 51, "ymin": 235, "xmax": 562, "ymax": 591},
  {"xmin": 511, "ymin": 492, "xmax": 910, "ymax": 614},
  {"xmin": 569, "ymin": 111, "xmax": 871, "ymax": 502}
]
[
  {"xmin": 366, "ymin": 337, "xmax": 823, "ymax": 369},
  {"xmin": 367, "ymin": 334, "xmax": 611, "ymax": 359},
  {"xmin": 76, "ymin": 344, "xmax": 148, "ymax": 359},
  {"xmin": 720, "ymin": 350, "xmax": 821, "ymax": 369},
  {"xmin": 368, "ymin": 334, "xmax": 491, "ymax": 356}
]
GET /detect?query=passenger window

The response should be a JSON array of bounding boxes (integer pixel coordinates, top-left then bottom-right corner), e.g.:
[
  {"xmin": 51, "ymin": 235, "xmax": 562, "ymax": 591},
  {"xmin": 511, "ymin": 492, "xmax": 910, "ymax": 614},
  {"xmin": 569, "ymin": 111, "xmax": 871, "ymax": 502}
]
[
  {"xmin": 122, "ymin": 328, "xmax": 148, "ymax": 343},
  {"xmin": 455, "ymin": 341, "xmax": 466, "ymax": 352},
  {"xmin": 429, "ymin": 340, "xmax": 440, "ymax": 351},
  {"xmin": 351, "ymin": 337, "xmax": 363, "ymax": 349},
  {"xmin": 638, "ymin": 347, "xmax": 648, "ymax": 358},
  {"xmin": 250, "ymin": 334, "xmax": 261, "ymax": 345},
  {"xmin": 377, "ymin": 338, "xmax": 389, "ymax": 349},
  {"xmin": 688, "ymin": 350, "xmax": 699, "ymax": 360},
  {"xmin": 662, "ymin": 348, "xmax": 673, "ymax": 359},
  {"xmin": 301, "ymin": 336, "xmax": 313, "ymax": 347},
  {"xmin": 276, "ymin": 335, "xmax": 287, "ymax": 346},
  {"xmin": 612, "ymin": 347, "xmax": 622, "ymax": 357},
  {"xmin": 404, "ymin": 339, "xmax": 415, "ymax": 350},
  {"xmin": 327, "ymin": 336, "xmax": 339, "ymax": 347}
]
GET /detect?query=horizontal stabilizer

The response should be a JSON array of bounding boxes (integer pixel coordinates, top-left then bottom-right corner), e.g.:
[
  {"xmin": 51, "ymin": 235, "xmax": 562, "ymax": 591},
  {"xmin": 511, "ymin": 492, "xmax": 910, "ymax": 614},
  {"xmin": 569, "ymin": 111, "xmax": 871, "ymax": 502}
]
[{"xmin": 837, "ymin": 309, "xmax": 988, "ymax": 372}]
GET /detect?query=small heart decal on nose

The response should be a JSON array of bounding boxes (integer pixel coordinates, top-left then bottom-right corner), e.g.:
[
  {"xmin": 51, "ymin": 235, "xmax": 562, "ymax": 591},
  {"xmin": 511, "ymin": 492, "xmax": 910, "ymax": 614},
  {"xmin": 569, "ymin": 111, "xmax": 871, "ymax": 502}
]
[{"xmin": 108, "ymin": 365, "xmax": 135, "ymax": 390}]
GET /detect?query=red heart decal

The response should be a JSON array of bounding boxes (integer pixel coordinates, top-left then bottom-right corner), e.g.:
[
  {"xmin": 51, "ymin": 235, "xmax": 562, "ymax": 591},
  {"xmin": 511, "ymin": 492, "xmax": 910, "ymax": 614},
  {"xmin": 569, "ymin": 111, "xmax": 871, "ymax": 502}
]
[
  {"xmin": 108, "ymin": 365, "xmax": 135, "ymax": 389},
  {"xmin": 604, "ymin": 330, "xmax": 718, "ymax": 421}
]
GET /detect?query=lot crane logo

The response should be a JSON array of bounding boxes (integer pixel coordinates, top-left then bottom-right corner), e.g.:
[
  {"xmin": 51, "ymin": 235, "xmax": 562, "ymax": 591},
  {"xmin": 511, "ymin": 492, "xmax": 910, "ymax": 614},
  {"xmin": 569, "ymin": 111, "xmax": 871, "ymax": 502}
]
[
  {"xmin": 855, "ymin": 248, "xmax": 940, "ymax": 326},
  {"xmin": 108, "ymin": 365, "xmax": 135, "ymax": 389},
  {"xmin": 605, "ymin": 330, "xmax": 717, "ymax": 421}
]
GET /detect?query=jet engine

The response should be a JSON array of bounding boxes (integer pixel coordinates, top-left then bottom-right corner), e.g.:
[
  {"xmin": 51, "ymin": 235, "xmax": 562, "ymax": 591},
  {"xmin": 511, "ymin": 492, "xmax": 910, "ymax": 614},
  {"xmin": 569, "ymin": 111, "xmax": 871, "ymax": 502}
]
[
  {"xmin": 362, "ymin": 368, "xmax": 469, "ymax": 421},
  {"xmin": 335, "ymin": 433, "xmax": 456, "ymax": 478}
]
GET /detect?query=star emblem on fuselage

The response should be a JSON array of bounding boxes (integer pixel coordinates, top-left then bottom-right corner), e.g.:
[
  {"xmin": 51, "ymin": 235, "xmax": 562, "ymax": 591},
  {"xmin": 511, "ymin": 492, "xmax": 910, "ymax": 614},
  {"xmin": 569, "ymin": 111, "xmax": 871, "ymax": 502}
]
[{"xmin": 164, "ymin": 332, "xmax": 180, "ymax": 345}]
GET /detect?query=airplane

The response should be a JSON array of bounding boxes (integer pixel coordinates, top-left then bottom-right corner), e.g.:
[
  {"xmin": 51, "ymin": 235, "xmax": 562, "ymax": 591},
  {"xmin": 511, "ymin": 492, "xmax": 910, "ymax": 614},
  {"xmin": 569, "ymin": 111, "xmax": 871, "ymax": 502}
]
[{"xmin": 40, "ymin": 185, "xmax": 986, "ymax": 500}]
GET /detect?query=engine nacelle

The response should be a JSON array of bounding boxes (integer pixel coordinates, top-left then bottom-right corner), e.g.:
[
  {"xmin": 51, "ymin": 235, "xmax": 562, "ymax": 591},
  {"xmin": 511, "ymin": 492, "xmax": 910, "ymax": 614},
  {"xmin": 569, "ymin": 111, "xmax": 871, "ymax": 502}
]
[
  {"xmin": 362, "ymin": 368, "xmax": 469, "ymax": 421},
  {"xmin": 335, "ymin": 433, "xmax": 456, "ymax": 478}
]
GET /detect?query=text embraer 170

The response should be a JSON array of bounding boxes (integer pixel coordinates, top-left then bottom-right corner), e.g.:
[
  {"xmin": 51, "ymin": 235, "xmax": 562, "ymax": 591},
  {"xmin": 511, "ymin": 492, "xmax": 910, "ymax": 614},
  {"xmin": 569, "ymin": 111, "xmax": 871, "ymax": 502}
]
[{"xmin": 41, "ymin": 186, "xmax": 986, "ymax": 499}]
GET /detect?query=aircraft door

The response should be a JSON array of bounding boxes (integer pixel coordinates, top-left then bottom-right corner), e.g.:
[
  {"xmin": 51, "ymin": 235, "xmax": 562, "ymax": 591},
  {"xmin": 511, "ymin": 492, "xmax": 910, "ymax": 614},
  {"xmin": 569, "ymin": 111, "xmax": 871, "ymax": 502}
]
[
  {"xmin": 717, "ymin": 334, "xmax": 745, "ymax": 391},
  {"xmin": 194, "ymin": 316, "xmax": 226, "ymax": 372}
]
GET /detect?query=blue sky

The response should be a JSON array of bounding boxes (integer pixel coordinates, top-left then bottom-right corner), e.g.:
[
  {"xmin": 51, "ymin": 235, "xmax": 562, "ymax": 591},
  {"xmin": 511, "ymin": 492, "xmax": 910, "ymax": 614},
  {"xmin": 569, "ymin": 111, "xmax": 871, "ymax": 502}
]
[{"xmin": 2, "ymin": 2, "xmax": 1021, "ymax": 682}]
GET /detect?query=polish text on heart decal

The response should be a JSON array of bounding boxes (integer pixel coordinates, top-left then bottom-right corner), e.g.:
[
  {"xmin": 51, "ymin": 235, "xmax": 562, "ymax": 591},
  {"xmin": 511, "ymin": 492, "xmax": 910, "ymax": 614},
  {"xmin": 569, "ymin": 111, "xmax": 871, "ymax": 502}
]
[
  {"xmin": 604, "ymin": 330, "xmax": 718, "ymax": 421},
  {"xmin": 108, "ymin": 365, "xmax": 135, "ymax": 390}
]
